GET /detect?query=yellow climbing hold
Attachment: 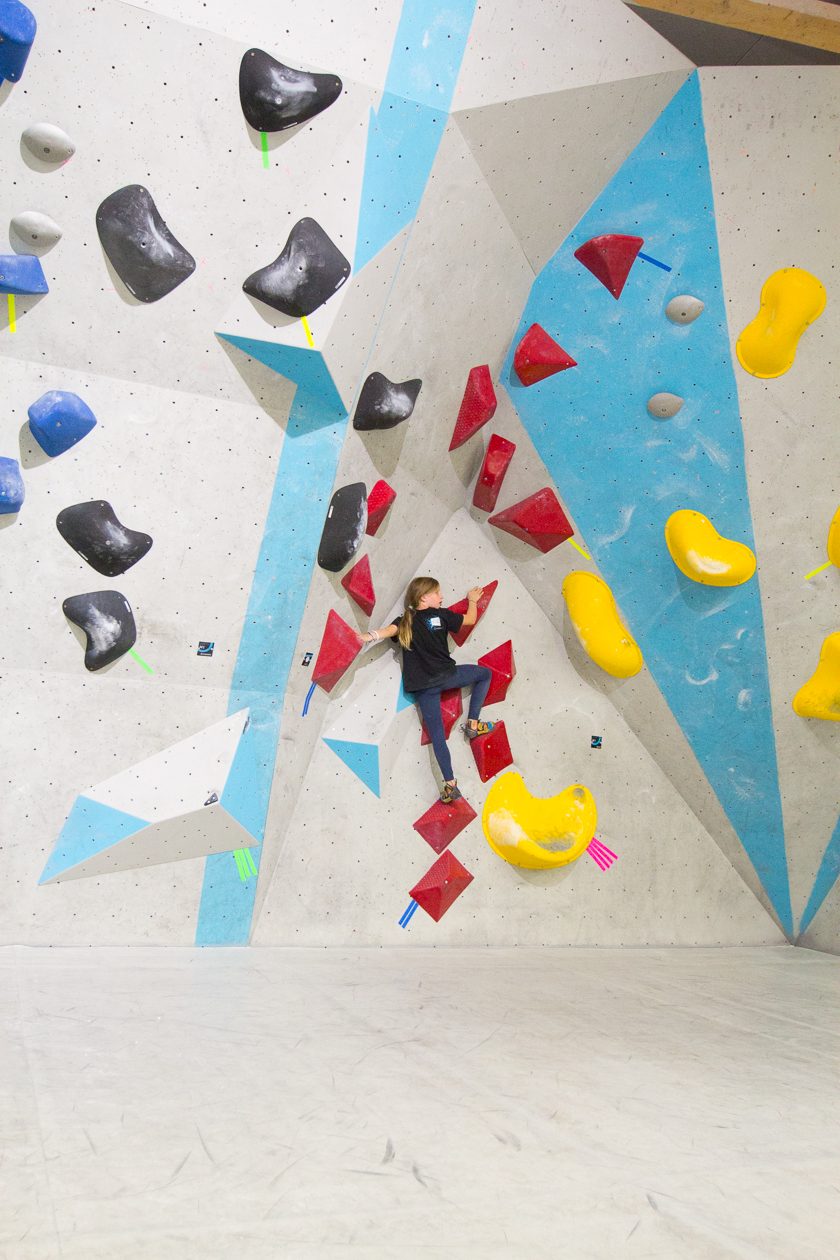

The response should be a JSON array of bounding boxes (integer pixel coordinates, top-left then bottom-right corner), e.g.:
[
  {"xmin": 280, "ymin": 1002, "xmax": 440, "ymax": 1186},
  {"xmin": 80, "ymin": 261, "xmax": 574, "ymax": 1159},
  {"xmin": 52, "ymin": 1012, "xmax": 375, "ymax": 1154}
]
[
  {"xmin": 736, "ymin": 267, "xmax": 826, "ymax": 379},
  {"xmin": 482, "ymin": 771, "xmax": 597, "ymax": 869},
  {"xmin": 561, "ymin": 571, "xmax": 643, "ymax": 678},
  {"xmin": 792, "ymin": 632, "xmax": 840, "ymax": 721},
  {"xmin": 665, "ymin": 509, "xmax": 756, "ymax": 587},
  {"xmin": 827, "ymin": 506, "xmax": 840, "ymax": 569}
]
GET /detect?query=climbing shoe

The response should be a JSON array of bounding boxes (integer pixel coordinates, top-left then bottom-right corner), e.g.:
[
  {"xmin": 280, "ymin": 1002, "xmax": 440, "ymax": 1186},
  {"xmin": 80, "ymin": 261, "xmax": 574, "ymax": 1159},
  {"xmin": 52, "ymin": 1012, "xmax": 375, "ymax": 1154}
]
[
  {"xmin": 440, "ymin": 781, "xmax": 462, "ymax": 804},
  {"xmin": 462, "ymin": 720, "xmax": 495, "ymax": 741}
]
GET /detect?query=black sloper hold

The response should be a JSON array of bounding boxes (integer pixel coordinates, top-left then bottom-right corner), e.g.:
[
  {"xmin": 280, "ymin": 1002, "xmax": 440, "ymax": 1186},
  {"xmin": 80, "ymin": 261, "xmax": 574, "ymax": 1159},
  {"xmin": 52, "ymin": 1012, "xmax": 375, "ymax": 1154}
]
[
  {"xmin": 317, "ymin": 483, "xmax": 367, "ymax": 573},
  {"xmin": 56, "ymin": 501, "xmax": 153, "ymax": 577},
  {"xmin": 63, "ymin": 591, "xmax": 137, "ymax": 672},
  {"xmin": 239, "ymin": 49, "xmax": 342, "ymax": 133},
  {"xmin": 243, "ymin": 218, "xmax": 350, "ymax": 318},
  {"xmin": 352, "ymin": 372, "xmax": 423, "ymax": 431},
  {"xmin": 96, "ymin": 185, "xmax": 196, "ymax": 303}
]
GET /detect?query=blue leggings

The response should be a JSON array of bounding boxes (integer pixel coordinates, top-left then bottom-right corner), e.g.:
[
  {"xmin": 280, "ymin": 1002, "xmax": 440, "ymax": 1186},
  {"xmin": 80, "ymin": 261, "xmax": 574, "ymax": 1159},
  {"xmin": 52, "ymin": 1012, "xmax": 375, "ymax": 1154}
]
[{"xmin": 412, "ymin": 664, "xmax": 492, "ymax": 782}]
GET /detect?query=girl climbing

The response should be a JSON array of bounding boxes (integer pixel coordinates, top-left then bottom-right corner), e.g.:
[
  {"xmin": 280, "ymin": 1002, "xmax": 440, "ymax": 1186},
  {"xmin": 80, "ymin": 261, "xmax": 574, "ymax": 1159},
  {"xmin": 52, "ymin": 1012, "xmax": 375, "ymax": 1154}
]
[{"xmin": 359, "ymin": 576, "xmax": 495, "ymax": 803}]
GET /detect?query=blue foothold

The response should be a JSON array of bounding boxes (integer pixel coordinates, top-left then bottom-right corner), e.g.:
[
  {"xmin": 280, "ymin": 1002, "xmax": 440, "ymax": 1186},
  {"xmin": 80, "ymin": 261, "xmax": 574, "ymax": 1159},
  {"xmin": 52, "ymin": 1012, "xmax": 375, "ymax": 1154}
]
[
  {"xmin": 0, "ymin": 456, "xmax": 25, "ymax": 514},
  {"xmin": 0, "ymin": 253, "xmax": 47, "ymax": 295},
  {"xmin": 0, "ymin": 1, "xmax": 36, "ymax": 83},
  {"xmin": 28, "ymin": 391, "xmax": 97, "ymax": 457}
]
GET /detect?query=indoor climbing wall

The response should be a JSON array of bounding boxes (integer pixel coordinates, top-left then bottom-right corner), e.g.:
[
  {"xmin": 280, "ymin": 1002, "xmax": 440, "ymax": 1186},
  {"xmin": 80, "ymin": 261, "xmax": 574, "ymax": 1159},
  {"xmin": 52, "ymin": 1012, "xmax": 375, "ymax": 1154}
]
[{"xmin": 2, "ymin": 0, "xmax": 838, "ymax": 952}]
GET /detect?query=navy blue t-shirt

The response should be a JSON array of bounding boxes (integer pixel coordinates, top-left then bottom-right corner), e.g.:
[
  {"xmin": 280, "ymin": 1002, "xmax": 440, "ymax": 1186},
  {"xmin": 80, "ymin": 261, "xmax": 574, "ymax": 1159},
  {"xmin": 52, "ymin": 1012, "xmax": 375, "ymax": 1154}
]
[{"xmin": 400, "ymin": 607, "xmax": 464, "ymax": 692}]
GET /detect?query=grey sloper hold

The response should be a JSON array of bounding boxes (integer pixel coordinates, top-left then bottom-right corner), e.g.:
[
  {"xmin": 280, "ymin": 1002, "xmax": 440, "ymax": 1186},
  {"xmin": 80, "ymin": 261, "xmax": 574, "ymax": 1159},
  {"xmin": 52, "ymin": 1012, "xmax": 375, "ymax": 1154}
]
[
  {"xmin": 353, "ymin": 372, "xmax": 422, "ymax": 432},
  {"xmin": 56, "ymin": 501, "xmax": 153, "ymax": 577},
  {"xmin": 10, "ymin": 211, "xmax": 62, "ymax": 254},
  {"xmin": 239, "ymin": 49, "xmax": 342, "ymax": 133},
  {"xmin": 243, "ymin": 218, "xmax": 350, "ymax": 318},
  {"xmin": 666, "ymin": 295, "xmax": 704, "ymax": 325},
  {"xmin": 63, "ymin": 590, "xmax": 136, "ymax": 671},
  {"xmin": 21, "ymin": 123, "xmax": 75, "ymax": 163},
  {"xmin": 317, "ymin": 482, "xmax": 367, "ymax": 572},
  {"xmin": 647, "ymin": 392, "xmax": 684, "ymax": 419},
  {"xmin": 96, "ymin": 185, "xmax": 196, "ymax": 303}
]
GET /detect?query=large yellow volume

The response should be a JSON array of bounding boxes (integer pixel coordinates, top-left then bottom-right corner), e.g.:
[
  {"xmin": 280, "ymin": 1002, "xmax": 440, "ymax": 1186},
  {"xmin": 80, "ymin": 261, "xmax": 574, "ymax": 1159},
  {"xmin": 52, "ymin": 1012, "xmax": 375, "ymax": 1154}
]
[
  {"xmin": 482, "ymin": 771, "xmax": 597, "ymax": 869},
  {"xmin": 665, "ymin": 509, "xmax": 756, "ymax": 587},
  {"xmin": 561, "ymin": 571, "xmax": 643, "ymax": 678},
  {"xmin": 792, "ymin": 632, "xmax": 840, "ymax": 721},
  {"xmin": 736, "ymin": 267, "xmax": 826, "ymax": 379},
  {"xmin": 827, "ymin": 507, "xmax": 840, "ymax": 568}
]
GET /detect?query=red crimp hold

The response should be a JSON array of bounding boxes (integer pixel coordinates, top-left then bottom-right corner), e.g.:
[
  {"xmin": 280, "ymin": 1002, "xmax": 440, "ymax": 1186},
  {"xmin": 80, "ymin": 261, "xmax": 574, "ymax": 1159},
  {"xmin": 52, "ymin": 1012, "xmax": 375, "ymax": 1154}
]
[
  {"xmin": 574, "ymin": 234, "xmax": 644, "ymax": 299},
  {"xmin": 477, "ymin": 640, "xmax": 516, "ymax": 705},
  {"xmin": 365, "ymin": 479, "xmax": 396, "ymax": 536},
  {"xmin": 473, "ymin": 433, "xmax": 516, "ymax": 512},
  {"xmin": 413, "ymin": 796, "xmax": 477, "ymax": 854},
  {"xmin": 513, "ymin": 324, "xmax": 577, "ymax": 386},
  {"xmin": 489, "ymin": 487, "xmax": 573, "ymax": 554},
  {"xmin": 448, "ymin": 579, "xmax": 498, "ymax": 647},
  {"xmin": 409, "ymin": 849, "xmax": 474, "ymax": 921},
  {"xmin": 470, "ymin": 720, "xmax": 513, "ymax": 783},
  {"xmin": 340, "ymin": 554, "xmax": 375, "ymax": 617},
  {"xmin": 312, "ymin": 609, "xmax": 362, "ymax": 693},
  {"xmin": 449, "ymin": 364, "xmax": 497, "ymax": 451},
  {"xmin": 420, "ymin": 686, "xmax": 463, "ymax": 746}
]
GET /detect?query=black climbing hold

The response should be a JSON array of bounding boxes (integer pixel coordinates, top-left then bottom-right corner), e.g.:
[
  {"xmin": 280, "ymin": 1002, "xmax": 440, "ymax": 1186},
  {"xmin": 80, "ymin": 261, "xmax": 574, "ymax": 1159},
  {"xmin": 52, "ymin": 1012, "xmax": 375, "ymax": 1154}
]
[
  {"xmin": 239, "ymin": 49, "xmax": 342, "ymax": 133},
  {"xmin": 62, "ymin": 590, "xmax": 137, "ymax": 671},
  {"xmin": 96, "ymin": 185, "xmax": 196, "ymax": 303},
  {"xmin": 243, "ymin": 218, "xmax": 350, "ymax": 318},
  {"xmin": 352, "ymin": 372, "xmax": 423, "ymax": 431},
  {"xmin": 317, "ymin": 482, "xmax": 367, "ymax": 572},
  {"xmin": 56, "ymin": 501, "xmax": 153, "ymax": 577}
]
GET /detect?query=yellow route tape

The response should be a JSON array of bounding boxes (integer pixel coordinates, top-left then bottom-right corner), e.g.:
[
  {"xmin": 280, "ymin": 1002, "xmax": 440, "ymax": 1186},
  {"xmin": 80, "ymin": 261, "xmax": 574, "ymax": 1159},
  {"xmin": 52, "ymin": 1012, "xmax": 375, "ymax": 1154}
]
[{"xmin": 301, "ymin": 316, "xmax": 314, "ymax": 348}]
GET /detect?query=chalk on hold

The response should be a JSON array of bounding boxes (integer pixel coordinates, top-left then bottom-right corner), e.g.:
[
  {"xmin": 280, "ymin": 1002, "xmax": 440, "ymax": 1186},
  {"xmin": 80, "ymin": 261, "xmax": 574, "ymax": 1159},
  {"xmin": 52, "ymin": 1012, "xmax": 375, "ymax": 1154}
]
[
  {"xmin": 489, "ymin": 487, "xmax": 573, "ymax": 553},
  {"xmin": 317, "ymin": 482, "xmax": 367, "ymax": 572},
  {"xmin": 96, "ymin": 186, "xmax": 195, "ymax": 303},
  {"xmin": 244, "ymin": 217, "xmax": 350, "ymax": 318},
  {"xmin": 448, "ymin": 579, "xmax": 498, "ymax": 647},
  {"xmin": 0, "ymin": 253, "xmax": 47, "ymax": 294},
  {"xmin": 793, "ymin": 632, "xmax": 840, "ymax": 721},
  {"xmin": 239, "ymin": 48, "xmax": 342, "ymax": 132},
  {"xmin": 473, "ymin": 434, "xmax": 515, "ymax": 512},
  {"xmin": 574, "ymin": 234, "xmax": 643, "ymax": 299},
  {"xmin": 562, "ymin": 571, "xmax": 643, "ymax": 678},
  {"xmin": 665, "ymin": 294, "xmax": 704, "ymax": 325},
  {"xmin": 0, "ymin": 456, "xmax": 25, "ymax": 514},
  {"xmin": 513, "ymin": 324, "xmax": 576, "ymax": 386},
  {"xmin": 477, "ymin": 640, "xmax": 515, "ymax": 705},
  {"xmin": 409, "ymin": 849, "xmax": 474, "ymax": 922},
  {"xmin": 365, "ymin": 480, "xmax": 396, "ymax": 535},
  {"xmin": 28, "ymin": 390, "xmax": 96, "ymax": 457},
  {"xmin": 665, "ymin": 509, "xmax": 756, "ymax": 587},
  {"xmin": 413, "ymin": 795, "xmax": 477, "ymax": 854},
  {"xmin": 420, "ymin": 687, "xmax": 462, "ymax": 747},
  {"xmin": 647, "ymin": 392, "xmax": 683, "ymax": 419},
  {"xmin": 828, "ymin": 506, "xmax": 840, "ymax": 568},
  {"xmin": 62, "ymin": 590, "xmax": 136, "ymax": 671},
  {"xmin": 449, "ymin": 365, "xmax": 497, "ymax": 450},
  {"xmin": 482, "ymin": 772, "xmax": 597, "ymax": 869},
  {"xmin": 312, "ymin": 609, "xmax": 362, "ymax": 693},
  {"xmin": 0, "ymin": 1, "xmax": 36, "ymax": 83},
  {"xmin": 10, "ymin": 210, "xmax": 62, "ymax": 254},
  {"xmin": 340, "ymin": 554, "xmax": 376, "ymax": 617},
  {"xmin": 470, "ymin": 720, "xmax": 513, "ymax": 783},
  {"xmin": 56, "ymin": 502, "xmax": 153, "ymax": 577},
  {"xmin": 353, "ymin": 372, "xmax": 421, "ymax": 431},
  {"xmin": 21, "ymin": 122, "xmax": 74, "ymax": 163},
  {"xmin": 736, "ymin": 267, "xmax": 826, "ymax": 379}
]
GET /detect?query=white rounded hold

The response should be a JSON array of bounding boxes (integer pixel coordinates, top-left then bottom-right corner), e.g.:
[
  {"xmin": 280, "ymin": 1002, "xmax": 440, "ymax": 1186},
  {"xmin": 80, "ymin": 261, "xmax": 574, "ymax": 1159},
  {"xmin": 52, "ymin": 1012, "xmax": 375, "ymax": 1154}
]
[
  {"xmin": 666, "ymin": 295, "xmax": 704, "ymax": 325},
  {"xmin": 10, "ymin": 211, "xmax": 62, "ymax": 254},
  {"xmin": 21, "ymin": 123, "xmax": 76, "ymax": 164},
  {"xmin": 647, "ymin": 391, "xmax": 684, "ymax": 419}
]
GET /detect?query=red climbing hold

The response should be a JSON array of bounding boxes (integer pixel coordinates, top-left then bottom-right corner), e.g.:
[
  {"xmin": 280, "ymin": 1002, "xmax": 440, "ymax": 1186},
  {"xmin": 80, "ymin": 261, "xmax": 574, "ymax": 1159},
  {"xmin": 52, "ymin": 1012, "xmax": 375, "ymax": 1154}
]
[
  {"xmin": 489, "ymin": 487, "xmax": 573, "ymax": 553},
  {"xmin": 513, "ymin": 324, "xmax": 577, "ymax": 386},
  {"xmin": 420, "ymin": 686, "xmax": 463, "ymax": 746},
  {"xmin": 312, "ymin": 609, "xmax": 362, "ymax": 693},
  {"xmin": 477, "ymin": 640, "xmax": 516, "ymax": 705},
  {"xmin": 449, "ymin": 364, "xmax": 497, "ymax": 450},
  {"xmin": 473, "ymin": 433, "xmax": 516, "ymax": 512},
  {"xmin": 470, "ymin": 720, "xmax": 513, "ymax": 783},
  {"xmin": 448, "ymin": 579, "xmax": 498, "ymax": 647},
  {"xmin": 413, "ymin": 796, "xmax": 477, "ymax": 854},
  {"xmin": 365, "ymin": 479, "xmax": 396, "ymax": 536},
  {"xmin": 409, "ymin": 849, "xmax": 474, "ymax": 921},
  {"xmin": 340, "ymin": 554, "xmax": 376, "ymax": 617},
  {"xmin": 574, "ymin": 234, "xmax": 643, "ymax": 299}
]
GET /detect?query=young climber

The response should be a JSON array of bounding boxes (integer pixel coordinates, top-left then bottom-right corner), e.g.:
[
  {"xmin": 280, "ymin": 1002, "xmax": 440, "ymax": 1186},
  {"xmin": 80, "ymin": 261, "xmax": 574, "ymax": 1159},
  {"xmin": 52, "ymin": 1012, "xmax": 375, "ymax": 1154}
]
[{"xmin": 359, "ymin": 576, "xmax": 494, "ymax": 803}]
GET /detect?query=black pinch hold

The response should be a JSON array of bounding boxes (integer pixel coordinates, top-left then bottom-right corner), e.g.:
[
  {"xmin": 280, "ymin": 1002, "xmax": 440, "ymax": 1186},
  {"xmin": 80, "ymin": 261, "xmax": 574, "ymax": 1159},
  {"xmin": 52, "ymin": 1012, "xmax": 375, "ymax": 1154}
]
[
  {"xmin": 62, "ymin": 591, "xmax": 137, "ymax": 672},
  {"xmin": 353, "ymin": 372, "xmax": 423, "ymax": 432},
  {"xmin": 243, "ymin": 218, "xmax": 350, "ymax": 318},
  {"xmin": 96, "ymin": 185, "xmax": 196, "ymax": 303},
  {"xmin": 239, "ymin": 49, "xmax": 342, "ymax": 133},
  {"xmin": 317, "ymin": 482, "xmax": 367, "ymax": 573},
  {"xmin": 56, "ymin": 501, "xmax": 153, "ymax": 577}
]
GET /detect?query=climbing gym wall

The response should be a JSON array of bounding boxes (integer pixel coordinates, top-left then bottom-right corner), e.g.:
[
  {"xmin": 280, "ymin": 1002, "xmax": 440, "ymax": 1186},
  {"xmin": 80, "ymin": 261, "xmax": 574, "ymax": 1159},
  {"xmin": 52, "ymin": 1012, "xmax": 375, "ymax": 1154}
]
[{"xmin": 1, "ymin": 0, "xmax": 838, "ymax": 951}]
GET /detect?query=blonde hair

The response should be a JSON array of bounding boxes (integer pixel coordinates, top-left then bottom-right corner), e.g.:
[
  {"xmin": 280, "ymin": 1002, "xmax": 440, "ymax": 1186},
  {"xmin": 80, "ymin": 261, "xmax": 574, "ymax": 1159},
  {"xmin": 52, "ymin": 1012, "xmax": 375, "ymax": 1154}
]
[{"xmin": 398, "ymin": 576, "xmax": 440, "ymax": 649}]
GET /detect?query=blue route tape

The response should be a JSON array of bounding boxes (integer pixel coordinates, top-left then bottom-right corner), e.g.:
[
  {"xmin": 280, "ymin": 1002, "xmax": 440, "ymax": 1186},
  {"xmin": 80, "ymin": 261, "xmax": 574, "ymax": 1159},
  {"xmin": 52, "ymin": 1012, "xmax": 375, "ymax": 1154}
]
[
  {"xmin": 301, "ymin": 681, "xmax": 317, "ymax": 717},
  {"xmin": 637, "ymin": 250, "xmax": 672, "ymax": 272}
]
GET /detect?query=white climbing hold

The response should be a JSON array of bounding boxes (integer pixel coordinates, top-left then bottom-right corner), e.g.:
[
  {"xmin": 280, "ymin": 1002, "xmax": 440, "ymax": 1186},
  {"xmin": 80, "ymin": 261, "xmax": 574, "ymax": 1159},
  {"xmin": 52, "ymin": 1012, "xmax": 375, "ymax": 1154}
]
[
  {"xmin": 647, "ymin": 392, "xmax": 684, "ymax": 419},
  {"xmin": 10, "ymin": 210, "xmax": 62, "ymax": 254},
  {"xmin": 666, "ymin": 295, "xmax": 704, "ymax": 325},
  {"xmin": 21, "ymin": 123, "xmax": 75, "ymax": 164}
]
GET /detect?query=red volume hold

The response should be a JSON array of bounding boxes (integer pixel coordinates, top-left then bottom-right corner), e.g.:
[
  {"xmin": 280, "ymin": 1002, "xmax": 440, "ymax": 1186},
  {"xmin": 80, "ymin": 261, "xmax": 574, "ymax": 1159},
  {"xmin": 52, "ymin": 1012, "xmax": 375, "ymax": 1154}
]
[
  {"xmin": 312, "ymin": 609, "xmax": 362, "ymax": 693},
  {"xmin": 365, "ymin": 479, "xmax": 396, "ymax": 536},
  {"xmin": 574, "ymin": 234, "xmax": 644, "ymax": 299},
  {"xmin": 489, "ymin": 487, "xmax": 573, "ymax": 554},
  {"xmin": 470, "ymin": 720, "xmax": 513, "ymax": 783},
  {"xmin": 473, "ymin": 433, "xmax": 516, "ymax": 512},
  {"xmin": 340, "ymin": 554, "xmax": 376, "ymax": 618},
  {"xmin": 477, "ymin": 640, "xmax": 516, "ymax": 705},
  {"xmin": 449, "ymin": 365, "xmax": 497, "ymax": 450},
  {"xmin": 409, "ymin": 849, "xmax": 474, "ymax": 921},
  {"xmin": 413, "ymin": 796, "xmax": 477, "ymax": 854},
  {"xmin": 420, "ymin": 686, "xmax": 463, "ymax": 746},
  {"xmin": 448, "ymin": 579, "xmax": 498, "ymax": 647},
  {"xmin": 513, "ymin": 324, "xmax": 577, "ymax": 386}
]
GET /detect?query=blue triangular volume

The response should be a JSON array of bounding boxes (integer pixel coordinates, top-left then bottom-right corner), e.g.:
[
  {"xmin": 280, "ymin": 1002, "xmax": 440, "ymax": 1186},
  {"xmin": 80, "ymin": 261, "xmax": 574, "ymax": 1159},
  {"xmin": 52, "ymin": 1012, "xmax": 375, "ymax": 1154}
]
[
  {"xmin": 798, "ymin": 814, "xmax": 840, "ymax": 937},
  {"xmin": 216, "ymin": 334, "xmax": 346, "ymax": 417},
  {"xmin": 501, "ymin": 73, "xmax": 792, "ymax": 933},
  {"xmin": 219, "ymin": 716, "xmax": 264, "ymax": 845},
  {"xmin": 324, "ymin": 738, "xmax": 381, "ymax": 796},
  {"xmin": 396, "ymin": 678, "xmax": 415, "ymax": 713},
  {"xmin": 39, "ymin": 795, "xmax": 148, "ymax": 884}
]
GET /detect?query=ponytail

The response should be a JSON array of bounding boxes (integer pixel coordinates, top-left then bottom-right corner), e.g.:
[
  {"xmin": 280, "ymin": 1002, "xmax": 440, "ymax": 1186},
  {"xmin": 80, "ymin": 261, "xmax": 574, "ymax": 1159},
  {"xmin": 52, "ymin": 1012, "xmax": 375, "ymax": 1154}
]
[
  {"xmin": 398, "ymin": 606, "xmax": 415, "ymax": 650},
  {"xmin": 399, "ymin": 576, "xmax": 440, "ymax": 649}
]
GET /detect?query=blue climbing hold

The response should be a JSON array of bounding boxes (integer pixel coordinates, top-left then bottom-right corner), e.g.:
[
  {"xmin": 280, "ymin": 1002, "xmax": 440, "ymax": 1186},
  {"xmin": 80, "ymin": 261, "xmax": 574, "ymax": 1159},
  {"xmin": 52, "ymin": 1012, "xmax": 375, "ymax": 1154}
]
[
  {"xmin": 0, "ymin": 457, "xmax": 24, "ymax": 513},
  {"xmin": 0, "ymin": 253, "xmax": 47, "ymax": 295},
  {"xmin": 28, "ymin": 391, "xmax": 97, "ymax": 457},
  {"xmin": 0, "ymin": 1, "xmax": 36, "ymax": 83}
]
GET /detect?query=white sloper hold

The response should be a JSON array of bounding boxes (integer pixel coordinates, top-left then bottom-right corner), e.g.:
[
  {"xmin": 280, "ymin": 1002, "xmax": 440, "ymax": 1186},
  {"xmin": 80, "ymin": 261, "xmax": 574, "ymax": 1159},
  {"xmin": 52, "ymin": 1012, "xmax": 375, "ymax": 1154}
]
[
  {"xmin": 10, "ymin": 210, "xmax": 62, "ymax": 254},
  {"xmin": 665, "ymin": 295, "xmax": 704, "ymax": 325},
  {"xmin": 647, "ymin": 392, "xmax": 684, "ymax": 419},
  {"xmin": 21, "ymin": 122, "xmax": 76, "ymax": 163}
]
